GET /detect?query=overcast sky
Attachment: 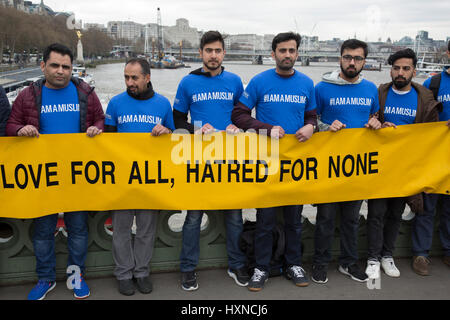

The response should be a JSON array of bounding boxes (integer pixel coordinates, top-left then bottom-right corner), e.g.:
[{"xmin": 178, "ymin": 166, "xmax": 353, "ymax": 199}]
[{"xmin": 44, "ymin": 0, "xmax": 449, "ymax": 42}]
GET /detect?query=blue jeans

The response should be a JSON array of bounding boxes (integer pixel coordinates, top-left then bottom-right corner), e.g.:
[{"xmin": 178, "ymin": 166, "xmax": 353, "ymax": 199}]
[
  {"xmin": 180, "ymin": 210, "xmax": 246, "ymax": 272},
  {"xmin": 313, "ymin": 201, "xmax": 362, "ymax": 267},
  {"xmin": 412, "ymin": 194, "xmax": 450, "ymax": 257},
  {"xmin": 32, "ymin": 211, "xmax": 89, "ymax": 282},
  {"xmin": 254, "ymin": 206, "xmax": 303, "ymax": 272}
]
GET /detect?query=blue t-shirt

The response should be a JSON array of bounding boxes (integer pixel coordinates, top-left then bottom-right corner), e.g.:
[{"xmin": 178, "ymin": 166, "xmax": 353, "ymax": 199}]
[
  {"xmin": 173, "ymin": 70, "xmax": 244, "ymax": 130},
  {"xmin": 40, "ymin": 81, "xmax": 80, "ymax": 134},
  {"xmin": 315, "ymin": 79, "xmax": 380, "ymax": 128},
  {"xmin": 383, "ymin": 87, "xmax": 418, "ymax": 125},
  {"xmin": 105, "ymin": 91, "xmax": 175, "ymax": 133},
  {"xmin": 423, "ymin": 70, "xmax": 450, "ymax": 121},
  {"xmin": 238, "ymin": 69, "xmax": 316, "ymax": 134}
]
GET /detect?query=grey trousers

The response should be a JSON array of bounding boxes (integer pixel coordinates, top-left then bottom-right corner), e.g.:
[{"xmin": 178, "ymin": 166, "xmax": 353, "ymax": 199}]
[{"xmin": 111, "ymin": 209, "xmax": 158, "ymax": 280}]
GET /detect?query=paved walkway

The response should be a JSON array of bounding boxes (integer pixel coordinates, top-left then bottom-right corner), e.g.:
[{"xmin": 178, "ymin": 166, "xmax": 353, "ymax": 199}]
[{"xmin": 0, "ymin": 257, "xmax": 448, "ymax": 300}]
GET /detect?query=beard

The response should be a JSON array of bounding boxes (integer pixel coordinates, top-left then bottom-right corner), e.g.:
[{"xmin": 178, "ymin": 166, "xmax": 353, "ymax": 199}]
[
  {"xmin": 276, "ymin": 57, "xmax": 295, "ymax": 71},
  {"xmin": 204, "ymin": 59, "xmax": 222, "ymax": 71},
  {"xmin": 340, "ymin": 64, "xmax": 362, "ymax": 79},
  {"xmin": 393, "ymin": 76, "xmax": 412, "ymax": 89}
]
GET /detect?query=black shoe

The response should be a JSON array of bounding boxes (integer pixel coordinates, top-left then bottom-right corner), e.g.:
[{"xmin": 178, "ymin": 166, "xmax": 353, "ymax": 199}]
[
  {"xmin": 118, "ymin": 279, "xmax": 135, "ymax": 296},
  {"xmin": 248, "ymin": 268, "xmax": 269, "ymax": 292},
  {"xmin": 181, "ymin": 271, "xmax": 198, "ymax": 291},
  {"xmin": 338, "ymin": 264, "xmax": 368, "ymax": 282},
  {"xmin": 136, "ymin": 276, "xmax": 153, "ymax": 294},
  {"xmin": 285, "ymin": 265, "xmax": 309, "ymax": 287},
  {"xmin": 227, "ymin": 267, "xmax": 250, "ymax": 286},
  {"xmin": 311, "ymin": 264, "xmax": 328, "ymax": 284}
]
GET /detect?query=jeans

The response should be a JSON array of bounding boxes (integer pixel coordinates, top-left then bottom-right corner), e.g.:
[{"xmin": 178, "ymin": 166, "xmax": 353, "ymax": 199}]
[
  {"xmin": 32, "ymin": 211, "xmax": 89, "ymax": 282},
  {"xmin": 112, "ymin": 209, "xmax": 158, "ymax": 280},
  {"xmin": 412, "ymin": 194, "xmax": 450, "ymax": 257},
  {"xmin": 180, "ymin": 210, "xmax": 246, "ymax": 272},
  {"xmin": 313, "ymin": 200, "xmax": 362, "ymax": 267},
  {"xmin": 367, "ymin": 198, "xmax": 406, "ymax": 260},
  {"xmin": 254, "ymin": 205, "xmax": 303, "ymax": 272}
]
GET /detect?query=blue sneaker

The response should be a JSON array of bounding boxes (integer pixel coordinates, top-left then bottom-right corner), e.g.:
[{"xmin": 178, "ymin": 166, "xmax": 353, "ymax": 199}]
[
  {"xmin": 71, "ymin": 275, "xmax": 90, "ymax": 299},
  {"xmin": 28, "ymin": 280, "xmax": 56, "ymax": 300}
]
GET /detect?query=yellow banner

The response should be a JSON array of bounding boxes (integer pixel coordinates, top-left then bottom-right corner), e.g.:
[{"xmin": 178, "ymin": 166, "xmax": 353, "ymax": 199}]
[{"xmin": 0, "ymin": 122, "xmax": 449, "ymax": 219}]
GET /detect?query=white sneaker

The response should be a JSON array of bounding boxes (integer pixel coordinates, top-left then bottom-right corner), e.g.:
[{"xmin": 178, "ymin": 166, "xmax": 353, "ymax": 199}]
[
  {"xmin": 365, "ymin": 260, "xmax": 380, "ymax": 279},
  {"xmin": 381, "ymin": 257, "xmax": 400, "ymax": 277}
]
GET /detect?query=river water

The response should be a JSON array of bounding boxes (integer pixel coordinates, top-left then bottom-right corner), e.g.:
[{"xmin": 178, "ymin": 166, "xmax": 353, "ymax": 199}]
[{"xmin": 88, "ymin": 61, "xmax": 416, "ymax": 229}]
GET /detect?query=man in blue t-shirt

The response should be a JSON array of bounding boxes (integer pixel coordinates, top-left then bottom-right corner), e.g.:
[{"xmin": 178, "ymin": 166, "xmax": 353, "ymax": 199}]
[
  {"xmin": 312, "ymin": 39, "xmax": 381, "ymax": 285},
  {"xmin": 6, "ymin": 43, "xmax": 105, "ymax": 300},
  {"xmin": 232, "ymin": 32, "xmax": 318, "ymax": 292},
  {"xmin": 411, "ymin": 42, "xmax": 450, "ymax": 275},
  {"xmin": 367, "ymin": 48, "xmax": 441, "ymax": 280},
  {"xmin": 172, "ymin": 31, "xmax": 249, "ymax": 292},
  {"xmin": 105, "ymin": 58, "xmax": 173, "ymax": 296}
]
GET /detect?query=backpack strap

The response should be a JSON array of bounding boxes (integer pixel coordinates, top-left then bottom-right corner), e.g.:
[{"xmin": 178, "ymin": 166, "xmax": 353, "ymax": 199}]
[{"xmin": 429, "ymin": 73, "xmax": 441, "ymax": 100}]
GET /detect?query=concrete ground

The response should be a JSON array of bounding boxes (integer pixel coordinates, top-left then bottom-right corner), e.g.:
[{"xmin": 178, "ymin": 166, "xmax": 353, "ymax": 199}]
[{"xmin": 1, "ymin": 257, "xmax": 448, "ymax": 301}]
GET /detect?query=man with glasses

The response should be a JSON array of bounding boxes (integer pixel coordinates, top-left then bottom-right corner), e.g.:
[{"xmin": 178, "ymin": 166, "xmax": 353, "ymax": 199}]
[{"xmin": 312, "ymin": 39, "xmax": 381, "ymax": 284}]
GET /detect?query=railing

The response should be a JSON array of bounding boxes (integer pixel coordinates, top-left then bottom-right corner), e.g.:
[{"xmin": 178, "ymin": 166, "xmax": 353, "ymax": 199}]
[{"xmin": 0, "ymin": 205, "xmax": 444, "ymax": 286}]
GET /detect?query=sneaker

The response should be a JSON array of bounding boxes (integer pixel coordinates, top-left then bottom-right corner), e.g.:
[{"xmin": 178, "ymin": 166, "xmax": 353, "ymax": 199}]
[
  {"xmin": 285, "ymin": 265, "xmax": 309, "ymax": 287},
  {"xmin": 227, "ymin": 267, "xmax": 250, "ymax": 286},
  {"xmin": 381, "ymin": 257, "xmax": 400, "ymax": 277},
  {"xmin": 73, "ymin": 275, "xmax": 90, "ymax": 299},
  {"xmin": 136, "ymin": 276, "xmax": 153, "ymax": 294},
  {"xmin": 181, "ymin": 271, "xmax": 198, "ymax": 291},
  {"xmin": 412, "ymin": 256, "xmax": 431, "ymax": 276},
  {"xmin": 365, "ymin": 260, "xmax": 381, "ymax": 279},
  {"xmin": 27, "ymin": 280, "xmax": 56, "ymax": 300},
  {"xmin": 248, "ymin": 268, "xmax": 269, "ymax": 292},
  {"xmin": 118, "ymin": 279, "xmax": 135, "ymax": 296},
  {"xmin": 338, "ymin": 264, "xmax": 368, "ymax": 282},
  {"xmin": 311, "ymin": 265, "xmax": 328, "ymax": 284}
]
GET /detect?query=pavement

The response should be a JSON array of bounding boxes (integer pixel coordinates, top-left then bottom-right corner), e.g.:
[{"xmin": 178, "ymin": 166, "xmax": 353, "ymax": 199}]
[{"xmin": 0, "ymin": 257, "xmax": 448, "ymax": 301}]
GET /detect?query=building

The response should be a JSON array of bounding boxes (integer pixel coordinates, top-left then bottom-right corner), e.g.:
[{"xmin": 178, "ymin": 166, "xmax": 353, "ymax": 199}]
[
  {"xmin": 107, "ymin": 21, "xmax": 144, "ymax": 41},
  {"xmin": 163, "ymin": 18, "xmax": 199, "ymax": 48}
]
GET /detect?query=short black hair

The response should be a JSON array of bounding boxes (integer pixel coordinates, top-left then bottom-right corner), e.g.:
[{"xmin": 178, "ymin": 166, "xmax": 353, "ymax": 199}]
[
  {"xmin": 200, "ymin": 31, "xmax": 225, "ymax": 50},
  {"xmin": 126, "ymin": 57, "xmax": 151, "ymax": 76},
  {"xmin": 43, "ymin": 43, "xmax": 74, "ymax": 63},
  {"xmin": 341, "ymin": 39, "xmax": 368, "ymax": 58},
  {"xmin": 388, "ymin": 48, "xmax": 418, "ymax": 67},
  {"xmin": 272, "ymin": 32, "xmax": 301, "ymax": 51}
]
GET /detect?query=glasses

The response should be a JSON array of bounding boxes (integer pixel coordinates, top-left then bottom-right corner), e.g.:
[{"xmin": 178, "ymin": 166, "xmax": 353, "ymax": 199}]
[{"xmin": 342, "ymin": 55, "xmax": 365, "ymax": 62}]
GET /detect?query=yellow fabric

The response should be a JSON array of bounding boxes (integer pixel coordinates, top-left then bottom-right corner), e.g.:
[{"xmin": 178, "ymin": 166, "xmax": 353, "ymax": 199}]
[{"xmin": 0, "ymin": 122, "xmax": 448, "ymax": 219}]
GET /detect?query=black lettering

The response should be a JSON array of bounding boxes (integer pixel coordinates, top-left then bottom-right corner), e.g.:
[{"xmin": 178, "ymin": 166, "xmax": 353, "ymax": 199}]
[
  {"xmin": 356, "ymin": 153, "xmax": 367, "ymax": 175},
  {"xmin": 228, "ymin": 160, "xmax": 240, "ymax": 182},
  {"xmin": 342, "ymin": 155, "xmax": 355, "ymax": 177},
  {"xmin": 158, "ymin": 160, "xmax": 169, "ymax": 184},
  {"xmin": 242, "ymin": 160, "xmax": 253, "ymax": 183},
  {"xmin": 329, "ymin": 156, "xmax": 340, "ymax": 178},
  {"xmin": 280, "ymin": 160, "xmax": 291, "ymax": 182},
  {"xmin": 144, "ymin": 161, "xmax": 156, "ymax": 184},
  {"xmin": 214, "ymin": 160, "xmax": 224, "ymax": 182},
  {"xmin": 187, "ymin": 161, "xmax": 199, "ymax": 183},
  {"xmin": 102, "ymin": 161, "xmax": 116, "ymax": 184},
  {"xmin": 201, "ymin": 161, "xmax": 215, "ymax": 183},
  {"xmin": 71, "ymin": 161, "xmax": 83, "ymax": 184},
  {"xmin": 45, "ymin": 162, "xmax": 59, "ymax": 187},
  {"xmin": 128, "ymin": 161, "xmax": 142, "ymax": 184},
  {"xmin": 256, "ymin": 160, "xmax": 268, "ymax": 183},
  {"xmin": 1, "ymin": 165, "xmax": 14, "ymax": 189},
  {"xmin": 306, "ymin": 158, "xmax": 318, "ymax": 180},
  {"xmin": 291, "ymin": 159, "xmax": 304, "ymax": 181},
  {"xmin": 85, "ymin": 161, "xmax": 100, "ymax": 184},
  {"xmin": 369, "ymin": 152, "xmax": 379, "ymax": 174},
  {"xmin": 28, "ymin": 164, "xmax": 43, "ymax": 188},
  {"xmin": 14, "ymin": 164, "xmax": 28, "ymax": 189}
]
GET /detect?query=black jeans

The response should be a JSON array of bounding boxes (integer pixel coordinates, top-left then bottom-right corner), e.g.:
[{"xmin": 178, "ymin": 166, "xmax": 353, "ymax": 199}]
[
  {"xmin": 254, "ymin": 205, "xmax": 303, "ymax": 272},
  {"xmin": 313, "ymin": 200, "xmax": 362, "ymax": 267},
  {"xmin": 367, "ymin": 198, "xmax": 406, "ymax": 260}
]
